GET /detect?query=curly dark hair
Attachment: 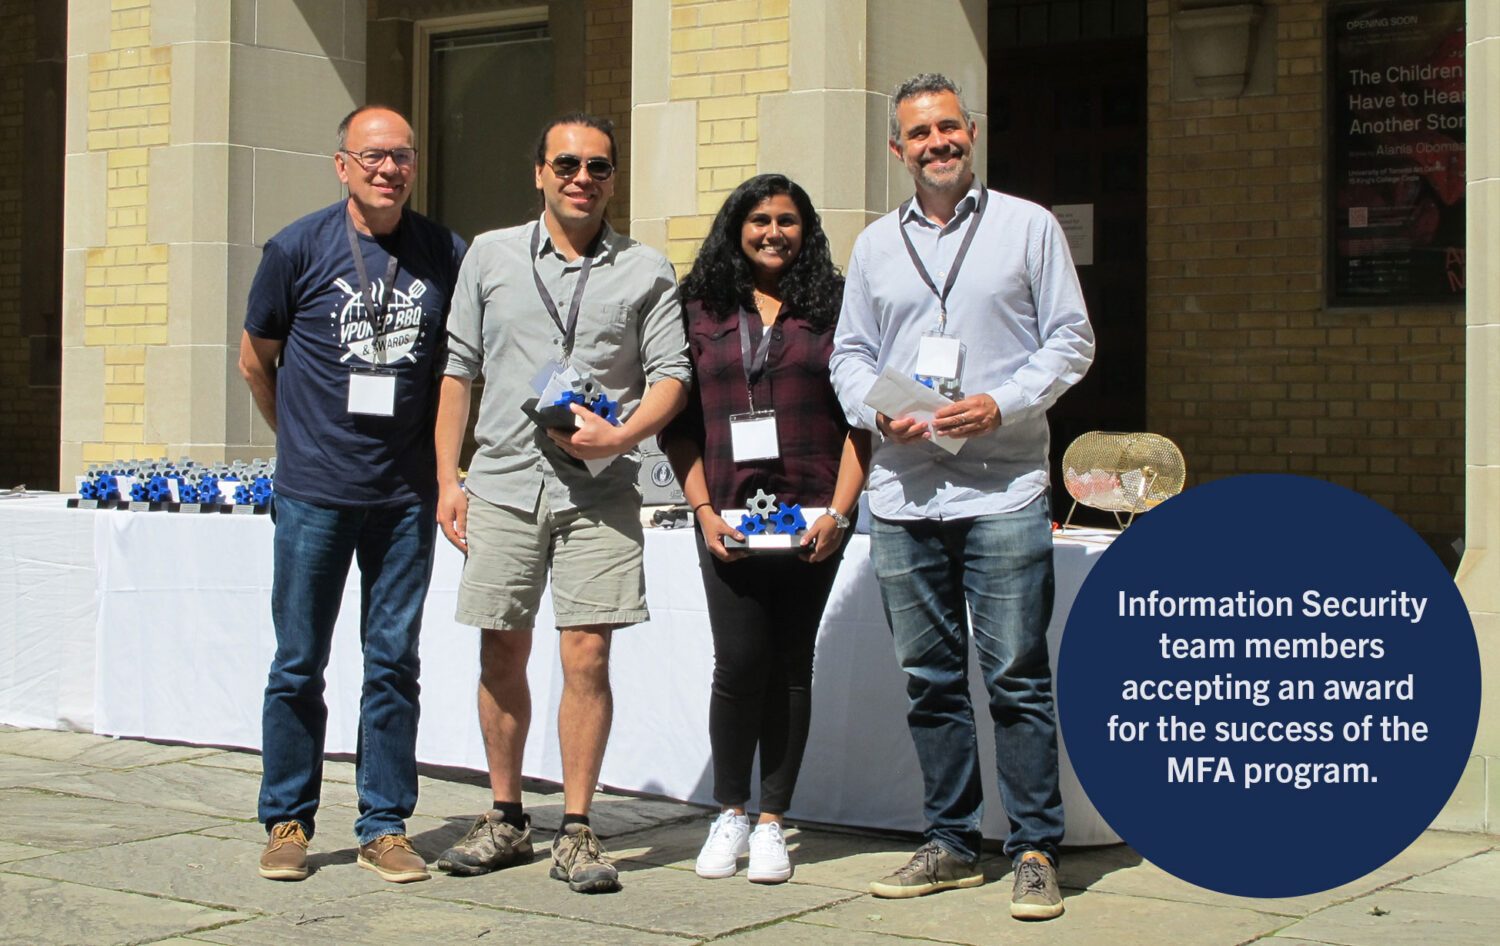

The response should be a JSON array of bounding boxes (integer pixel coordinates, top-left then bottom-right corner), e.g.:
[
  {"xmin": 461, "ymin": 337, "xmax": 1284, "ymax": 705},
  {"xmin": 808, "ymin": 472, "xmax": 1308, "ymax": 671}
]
[{"xmin": 680, "ymin": 173, "xmax": 844, "ymax": 332}]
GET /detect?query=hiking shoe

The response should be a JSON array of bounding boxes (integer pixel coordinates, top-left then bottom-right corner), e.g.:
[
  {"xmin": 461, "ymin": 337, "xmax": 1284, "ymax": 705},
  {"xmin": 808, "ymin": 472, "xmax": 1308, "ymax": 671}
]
[
  {"xmin": 1010, "ymin": 852, "xmax": 1064, "ymax": 920},
  {"xmin": 436, "ymin": 811, "xmax": 534, "ymax": 876},
  {"xmin": 868, "ymin": 841, "xmax": 983, "ymax": 898},
  {"xmin": 550, "ymin": 823, "xmax": 620, "ymax": 893},
  {"xmin": 357, "ymin": 834, "xmax": 430, "ymax": 883},
  {"xmin": 258, "ymin": 821, "xmax": 309, "ymax": 881},
  {"xmin": 694, "ymin": 811, "xmax": 750, "ymax": 879},
  {"xmin": 747, "ymin": 821, "xmax": 792, "ymax": 884}
]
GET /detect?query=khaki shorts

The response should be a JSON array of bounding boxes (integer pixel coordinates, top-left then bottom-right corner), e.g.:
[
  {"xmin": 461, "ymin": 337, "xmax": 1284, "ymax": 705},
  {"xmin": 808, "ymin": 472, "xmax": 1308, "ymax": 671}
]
[{"xmin": 455, "ymin": 488, "xmax": 648, "ymax": 630}]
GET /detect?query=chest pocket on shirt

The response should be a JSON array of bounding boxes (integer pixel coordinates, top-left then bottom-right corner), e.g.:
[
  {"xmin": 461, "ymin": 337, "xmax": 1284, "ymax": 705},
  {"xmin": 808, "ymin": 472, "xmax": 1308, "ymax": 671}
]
[
  {"xmin": 690, "ymin": 324, "xmax": 739, "ymax": 380},
  {"xmin": 779, "ymin": 322, "xmax": 834, "ymax": 378},
  {"xmin": 574, "ymin": 301, "xmax": 633, "ymax": 363}
]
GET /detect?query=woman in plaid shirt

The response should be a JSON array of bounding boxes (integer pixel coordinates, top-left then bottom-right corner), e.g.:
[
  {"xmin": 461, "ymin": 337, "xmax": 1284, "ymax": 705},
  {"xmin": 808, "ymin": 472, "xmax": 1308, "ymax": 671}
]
[{"xmin": 662, "ymin": 173, "xmax": 871, "ymax": 885}]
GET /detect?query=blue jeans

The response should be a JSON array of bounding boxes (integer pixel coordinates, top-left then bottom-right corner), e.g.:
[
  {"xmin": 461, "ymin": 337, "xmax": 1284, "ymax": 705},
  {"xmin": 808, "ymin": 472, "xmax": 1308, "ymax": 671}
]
[
  {"xmin": 259, "ymin": 493, "xmax": 435, "ymax": 844},
  {"xmin": 870, "ymin": 498, "xmax": 1064, "ymax": 865}
]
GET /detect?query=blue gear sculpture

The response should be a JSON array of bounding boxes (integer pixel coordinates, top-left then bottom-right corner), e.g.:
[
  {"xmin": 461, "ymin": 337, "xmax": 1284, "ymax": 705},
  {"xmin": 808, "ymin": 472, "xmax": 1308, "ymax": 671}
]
[
  {"xmin": 738, "ymin": 513, "xmax": 766, "ymax": 536},
  {"xmin": 250, "ymin": 476, "xmax": 274, "ymax": 506},
  {"xmin": 146, "ymin": 475, "xmax": 172, "ymax": 502},
  {"xmin": 772, "ymin": 502, "xmax": 807, "ymax": 535},
  {"xmin": 552, "ymin": 389, "xmax": 586, "ymax": 409},
  {"xmin": 746, "ymin": 488, "xmax": 777, "ymax": 518},
  {"xmin": 589, "ymin": 393, "xmax": 620, "ymax": 424}
]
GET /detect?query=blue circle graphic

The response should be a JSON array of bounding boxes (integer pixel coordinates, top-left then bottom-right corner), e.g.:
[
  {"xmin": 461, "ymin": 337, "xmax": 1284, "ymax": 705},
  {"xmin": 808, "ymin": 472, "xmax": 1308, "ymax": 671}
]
[{"xmin": 1057, "ymin": 474, "xmax": 1480, "ymax": 897}]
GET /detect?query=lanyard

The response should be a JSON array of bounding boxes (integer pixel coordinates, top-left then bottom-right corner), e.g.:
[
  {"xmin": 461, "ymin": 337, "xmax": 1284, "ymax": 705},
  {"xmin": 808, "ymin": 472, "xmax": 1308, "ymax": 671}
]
[
  {"xmin": 738, "ymin": 308, "xmax": 776, "ymax": 412},
  {"xmin": 898, "ymin": 187, "xmax": 988, "ymax": 334},
  {"xmin": 344, "ymin": 209, "xmax": 401, "ymax": 344},
  {"xmin": 530, "ymin": 222, "xmax": 599, "ymax": 359}
]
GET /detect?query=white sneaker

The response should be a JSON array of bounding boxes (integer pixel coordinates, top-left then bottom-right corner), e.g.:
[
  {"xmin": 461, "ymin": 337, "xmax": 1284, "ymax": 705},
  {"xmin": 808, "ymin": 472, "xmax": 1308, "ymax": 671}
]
[
  {"xmin": 747, "ymin": 821, "xmax": 792, "ymax": 884},
  {"xmin": 695, "ymin": 811, "xmax": 750, "ymax": 878}
]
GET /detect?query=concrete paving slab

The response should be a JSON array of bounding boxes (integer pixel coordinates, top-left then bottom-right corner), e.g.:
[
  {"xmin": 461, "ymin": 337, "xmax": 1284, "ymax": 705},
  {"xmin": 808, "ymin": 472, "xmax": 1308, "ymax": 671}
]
[
  {"xmin": 0, "ymin": 752, "xmax": 88, "ymax": 788},
  {"xmin": 0, "ymin": 872, "xmax": 247, "ymax": 945},
  {"xmin": 0, "ymin": 839, "xmax": 56, "ymax": 863},
  {"xmin": 0, "ymin": 788, "xmax": 231, "ymax": 850},
  {"xmin": 1396, "ymin": 849, "xmax": 1500, "ymax": 900},
  {"xmin": 0, "ymin": 728, "xmax": 119, "ymax": 760},
  {"xmin": 189, "ymin": 751, "xmax": 359, "ymax": 785},
  {"xmin": 188, "ymin": 890, "xmax": 686, "ymax": 946},
  {"xmin": 0, "ymin": 730, "xmax": 225, "ymax": 768},
  {"xmin": 416, "ymin": 855, "xmax": 862, "ymax": 939},
  {"xmin": 800, "ymin": 884, "xmax": 1288, "ymax": 946},
  {"xmin": 6, "ymin": 832, "xmax": 410, "ymax": 915},
  {"xmin": 35, "ymin": 760, "xmax": 358, "ymax": 819},
  {"xmin": 1078, "ymin": 831, "xmax": 1497, "ymax": 917},
  {"xmin": 1272, "ymin": 889, "xmax": 1500, "ymax": 946},
  {"xmin": 715, "ymin": 921, "xmax": 931, "ymax": 945}
]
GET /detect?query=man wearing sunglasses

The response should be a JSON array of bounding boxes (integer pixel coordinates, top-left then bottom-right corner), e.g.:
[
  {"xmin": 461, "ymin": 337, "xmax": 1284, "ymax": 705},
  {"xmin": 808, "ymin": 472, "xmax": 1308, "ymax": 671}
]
[
  {"xmin": 434, "ymin": 113, "xmax": 690, "ymax": 893},
  {"xmin": 239, "ymin": 105, "xmax": 466, "ymax": 885}
]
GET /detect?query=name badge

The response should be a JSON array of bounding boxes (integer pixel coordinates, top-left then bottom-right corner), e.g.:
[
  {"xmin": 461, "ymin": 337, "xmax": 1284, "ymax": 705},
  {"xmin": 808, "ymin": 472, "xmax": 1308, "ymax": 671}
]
[
  {"xmin": 348, "ymin": 369, "xmax": 396, "ymax": 416},
  {"xmin": 729, "ymin": 411, "xmax": 779, "ymax": 462},
  {"xmin": 915, "ymin": 332, "xmax": 964, "ymax": 381}
]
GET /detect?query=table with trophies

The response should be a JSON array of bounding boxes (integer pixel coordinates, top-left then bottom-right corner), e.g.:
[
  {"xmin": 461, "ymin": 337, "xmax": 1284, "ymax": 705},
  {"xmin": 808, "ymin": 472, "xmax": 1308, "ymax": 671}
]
[{"xmin": 0, "ymin": 449, "xmax": 1140, "ymax": 846}]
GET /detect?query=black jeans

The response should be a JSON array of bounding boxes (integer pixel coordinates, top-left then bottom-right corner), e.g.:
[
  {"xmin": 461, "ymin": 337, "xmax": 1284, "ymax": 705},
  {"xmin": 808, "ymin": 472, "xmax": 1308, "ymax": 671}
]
[{"xmin": 696, "ymin": 531, "xmax": 846, "ymax": 813}]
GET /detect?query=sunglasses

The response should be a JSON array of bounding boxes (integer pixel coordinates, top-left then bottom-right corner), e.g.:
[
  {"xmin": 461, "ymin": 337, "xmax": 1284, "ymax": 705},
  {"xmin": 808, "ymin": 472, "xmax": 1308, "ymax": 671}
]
[
  {"xmin": 544, "ymin": 153, "xmax": 615, "ymax": 182},
  {"xmin": 341, "ymin": 148, "xmax": 417, "ymax": 171}
]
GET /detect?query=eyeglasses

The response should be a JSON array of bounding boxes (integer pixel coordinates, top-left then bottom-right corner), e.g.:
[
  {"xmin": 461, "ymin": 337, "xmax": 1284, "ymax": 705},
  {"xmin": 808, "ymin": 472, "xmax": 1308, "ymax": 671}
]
[
  {"xmin": 544, "ymin": 153, "xmax": 615, "ymax": 182},
  {"xmin": 340, "ymin": 148, "xmax": 417, "ymax": 171}
]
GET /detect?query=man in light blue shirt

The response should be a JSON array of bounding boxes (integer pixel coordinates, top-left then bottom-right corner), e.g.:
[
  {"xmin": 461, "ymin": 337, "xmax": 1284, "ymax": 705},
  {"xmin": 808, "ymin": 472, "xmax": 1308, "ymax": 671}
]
[{"xmin": 830, "ymin": 73, "xmax": 1093, "ymax": 920}]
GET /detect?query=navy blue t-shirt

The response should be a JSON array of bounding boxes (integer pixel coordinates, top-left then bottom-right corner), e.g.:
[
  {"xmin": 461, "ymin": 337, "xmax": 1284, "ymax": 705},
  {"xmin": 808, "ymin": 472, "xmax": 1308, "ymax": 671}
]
[{"xmin": 245, "ymin": 202, "xmax": 466, "ymax": 507}]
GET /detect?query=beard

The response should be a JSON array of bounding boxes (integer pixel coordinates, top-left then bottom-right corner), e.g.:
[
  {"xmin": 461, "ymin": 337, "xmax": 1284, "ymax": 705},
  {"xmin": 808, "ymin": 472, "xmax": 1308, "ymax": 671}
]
[{"xmin": 914, "ymin": 149, "xmax": 973, "ymax": 192}]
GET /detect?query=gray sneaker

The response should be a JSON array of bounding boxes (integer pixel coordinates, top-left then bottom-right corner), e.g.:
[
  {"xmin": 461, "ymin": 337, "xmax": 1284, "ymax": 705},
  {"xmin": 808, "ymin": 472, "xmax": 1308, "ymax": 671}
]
[
  {"xmin": 868, "ymin": 841, "xmax": 983, "ymax": 898},
  {"xmin": 550, "ymin": 823, "xmax": 621, "ymax": 893},
  {"xmin": 1010, "ymin": 852, "xmax": 1064, "ymax": 919},
  {"xmin": 435, "ymin": 811, "xmax": 534, "ymax": 876}
]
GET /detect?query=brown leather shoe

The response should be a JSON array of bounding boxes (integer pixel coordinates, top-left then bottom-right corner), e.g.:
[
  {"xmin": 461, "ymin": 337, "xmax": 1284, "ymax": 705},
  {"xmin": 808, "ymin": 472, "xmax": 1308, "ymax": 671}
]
[
  {"xmin": 357, "ymin": 833, "xmax": 430, "ymax": 883},
  {"xmin": 259, "ymin": 821, "xmax": 309, "ymax": 881}
]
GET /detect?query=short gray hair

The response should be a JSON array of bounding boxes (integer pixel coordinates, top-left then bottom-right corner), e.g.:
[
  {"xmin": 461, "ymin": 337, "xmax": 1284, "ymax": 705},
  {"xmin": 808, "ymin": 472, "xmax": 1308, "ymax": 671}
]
[{"xmin": 889, "ymin": 73, "xmax": 972, "ymax": 140}]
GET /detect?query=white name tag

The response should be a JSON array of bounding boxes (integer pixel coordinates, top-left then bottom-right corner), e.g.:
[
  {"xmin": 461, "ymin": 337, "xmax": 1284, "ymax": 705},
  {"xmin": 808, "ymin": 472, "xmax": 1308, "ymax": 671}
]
[
  {"xmin": 729, "ymin": 411, "xmax": 779, "ymax": 462},
  {"xmin": 348, "ymin": 370, "xmax": 396, "ymax": 416},
  {"xmin": 916, "ymin": 333, "xmax": 963, "ymax": 380}
]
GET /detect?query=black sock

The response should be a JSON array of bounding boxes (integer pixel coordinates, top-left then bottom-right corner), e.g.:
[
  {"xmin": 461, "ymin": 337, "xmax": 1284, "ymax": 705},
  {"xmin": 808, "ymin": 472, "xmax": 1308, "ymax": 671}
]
[
  {"xmin": 560, "ymin": 812, "xmax": 590, "ymax": 830},
  {"xmin": 491, "ymin": 801, "xmax": 525, "ymax": 829}
]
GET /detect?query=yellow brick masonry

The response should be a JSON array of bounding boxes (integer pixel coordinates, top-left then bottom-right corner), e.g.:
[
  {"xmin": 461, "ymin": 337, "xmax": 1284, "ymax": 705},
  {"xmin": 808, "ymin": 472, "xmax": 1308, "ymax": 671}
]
[
  {"xmin": 665, "ymin": 0, "xmax": 790, "ymax": 271},
  {"xmin": 80, "ymin": 1, "xmax": 169, "ymax": 464},
  {"xmin": 1144, "ymin": 0, "xmax": 1463, "ymax": 542},
  {"xmin": 586, "ymin": 0, "xmax": 634, "ymax": 234}
]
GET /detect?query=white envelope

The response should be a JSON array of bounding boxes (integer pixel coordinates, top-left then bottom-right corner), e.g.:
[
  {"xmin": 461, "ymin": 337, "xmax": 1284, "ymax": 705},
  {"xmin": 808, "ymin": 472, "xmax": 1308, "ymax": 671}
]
[{"xmin": 862, "ymin": 368, "xmax": 965, "ymax": 455}]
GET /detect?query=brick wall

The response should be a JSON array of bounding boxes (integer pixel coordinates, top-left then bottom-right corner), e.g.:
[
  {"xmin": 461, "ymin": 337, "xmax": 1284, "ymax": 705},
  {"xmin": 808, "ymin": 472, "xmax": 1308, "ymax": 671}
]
[
  {"xmin": 586, "ymin": 0, "xmax": 632, "ymax": 233},
  {"xmin": 0, "ymin": 0, "xmax": 59, "ymax": 488},
  {"xmin": 1146, "ymin": 0, "xmax": 1464, "ymax": 549},
  {"xmin": 663, "ymin": 0, "xmax": 790, "ymax": 271},
  {"xmin": 77, "ymin": 0, "xmax": 171, "ymax": 465}
]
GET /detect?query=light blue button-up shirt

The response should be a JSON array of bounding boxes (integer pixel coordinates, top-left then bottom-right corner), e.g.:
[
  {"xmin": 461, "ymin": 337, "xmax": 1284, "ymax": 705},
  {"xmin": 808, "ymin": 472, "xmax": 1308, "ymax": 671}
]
[{"xmin": 830, "ymin": 184, "xmax": 1094, "ymax": 521}]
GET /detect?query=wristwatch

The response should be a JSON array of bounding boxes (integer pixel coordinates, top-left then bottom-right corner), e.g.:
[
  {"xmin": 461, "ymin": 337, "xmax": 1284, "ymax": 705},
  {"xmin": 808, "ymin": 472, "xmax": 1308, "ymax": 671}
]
[{"xmin": 825, "ymin": 508, "xmax": 851, "ymax": 530}]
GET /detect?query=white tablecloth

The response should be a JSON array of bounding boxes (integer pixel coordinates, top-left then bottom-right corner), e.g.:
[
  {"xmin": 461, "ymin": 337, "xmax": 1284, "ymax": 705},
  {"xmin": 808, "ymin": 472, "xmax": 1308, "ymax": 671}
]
[{"xmin": 0, "ymin": 494, "xmax": 1118, "ymax": 845}]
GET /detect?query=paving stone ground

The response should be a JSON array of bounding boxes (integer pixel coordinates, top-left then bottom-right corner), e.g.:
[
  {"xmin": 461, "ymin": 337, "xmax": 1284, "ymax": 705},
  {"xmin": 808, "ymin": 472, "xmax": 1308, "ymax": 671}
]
[{"xmin": 0, "ymin": 729, "xmax": 1495, "ymax": 945}]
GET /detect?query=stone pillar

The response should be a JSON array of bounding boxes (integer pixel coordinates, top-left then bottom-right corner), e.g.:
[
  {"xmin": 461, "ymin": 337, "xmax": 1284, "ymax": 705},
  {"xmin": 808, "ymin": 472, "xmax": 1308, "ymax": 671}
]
[
  {"xmin": 631, "ymin": 0, "xmax": 985, "ymax": 270},
  {"xmin": 61, "ymin": 0, "xmax": 365, "ymax": 478},
  {"xmin": 1455, "ymin": 4, "xmax": 1499, "ymax": 834}
]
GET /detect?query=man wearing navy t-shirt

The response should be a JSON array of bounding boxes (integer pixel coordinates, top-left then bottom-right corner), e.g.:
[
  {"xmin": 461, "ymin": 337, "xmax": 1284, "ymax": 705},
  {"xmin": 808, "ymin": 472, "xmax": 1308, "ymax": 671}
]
[{"xmin": 238, "ymin": 105, "xmax": 465, "ymax": 885}]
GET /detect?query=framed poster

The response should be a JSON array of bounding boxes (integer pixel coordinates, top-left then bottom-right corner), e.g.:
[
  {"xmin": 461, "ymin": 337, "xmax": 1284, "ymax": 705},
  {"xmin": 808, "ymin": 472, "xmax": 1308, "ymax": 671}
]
[{"xmin": 1328, "ymin": 0, "xmax": 1465, "ymax": 306}]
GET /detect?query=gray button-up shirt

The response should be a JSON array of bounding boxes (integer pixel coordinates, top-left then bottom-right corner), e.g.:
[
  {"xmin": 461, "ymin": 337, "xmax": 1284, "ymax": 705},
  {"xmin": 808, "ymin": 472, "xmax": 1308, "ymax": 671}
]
[
  {"xmin": 445, "ymin": 218, "xmax": 691, "ymax": 513},
  {"xmin": 830, "ymin": 185, "xmax": 1094, "ymax": 521}
]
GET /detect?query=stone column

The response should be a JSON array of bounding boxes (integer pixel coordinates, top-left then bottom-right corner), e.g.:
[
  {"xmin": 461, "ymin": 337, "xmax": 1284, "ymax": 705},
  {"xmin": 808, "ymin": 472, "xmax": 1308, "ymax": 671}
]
[
  {"xmin": 1456, "ymin": 5, "xmax": 1499, "ymax": 834},
  {"xmin": 630, "ymin": 0, "xmax": 986, "ymax": 270},
  {"xmin": 61, "ymin": 0, "xmax": 365, "ymax": 478}
]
